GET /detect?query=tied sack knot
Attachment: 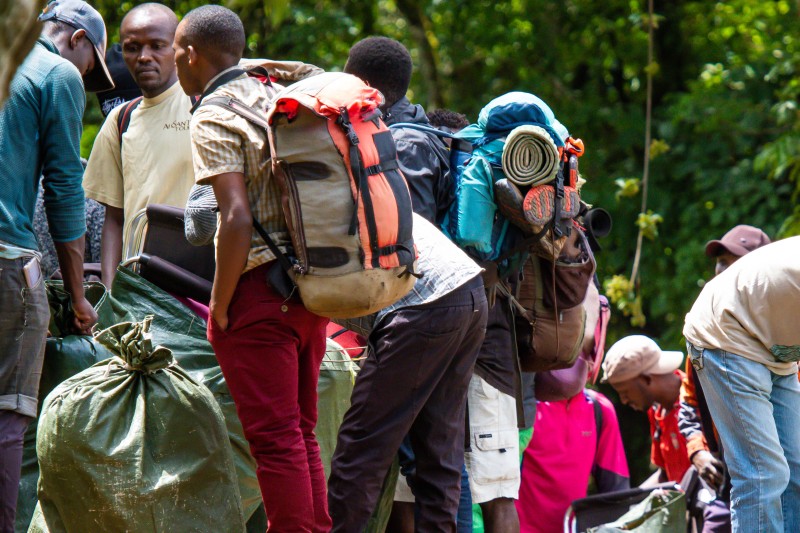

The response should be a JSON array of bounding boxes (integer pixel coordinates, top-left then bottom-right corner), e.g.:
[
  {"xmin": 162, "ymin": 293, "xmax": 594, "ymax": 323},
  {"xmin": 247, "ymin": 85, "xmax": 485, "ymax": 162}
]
[{"xmin": 94, "ymin": 315, "xmax": 173, "ymax": 373}]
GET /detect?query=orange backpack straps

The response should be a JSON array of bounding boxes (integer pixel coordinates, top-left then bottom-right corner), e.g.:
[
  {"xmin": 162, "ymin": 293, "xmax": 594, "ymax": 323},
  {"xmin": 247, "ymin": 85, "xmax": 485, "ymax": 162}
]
[{"xmin": 263, "ymin": 73, "xmax": 417, "ymax": 318}]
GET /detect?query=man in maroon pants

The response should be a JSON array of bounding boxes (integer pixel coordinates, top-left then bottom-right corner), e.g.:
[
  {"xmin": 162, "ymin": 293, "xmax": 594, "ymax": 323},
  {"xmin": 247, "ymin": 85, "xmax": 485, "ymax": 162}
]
[{"xmin": 174, "ymin": 6, "xmax": 330, "ymax": 531}]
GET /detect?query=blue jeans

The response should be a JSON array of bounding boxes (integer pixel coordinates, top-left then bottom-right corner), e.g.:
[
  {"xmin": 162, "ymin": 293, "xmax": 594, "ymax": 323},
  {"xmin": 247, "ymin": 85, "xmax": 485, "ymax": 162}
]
[{"xmin": 688, "ymin": 343, "xmax": 800, "ymax": 533}]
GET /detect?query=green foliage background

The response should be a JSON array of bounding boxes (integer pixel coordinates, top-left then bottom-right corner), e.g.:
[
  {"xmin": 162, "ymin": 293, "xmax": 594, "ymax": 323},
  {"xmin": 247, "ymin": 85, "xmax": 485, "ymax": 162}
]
[{"xmin": 86, "ymin": 0, "xmax": 800, "ymax": 485}]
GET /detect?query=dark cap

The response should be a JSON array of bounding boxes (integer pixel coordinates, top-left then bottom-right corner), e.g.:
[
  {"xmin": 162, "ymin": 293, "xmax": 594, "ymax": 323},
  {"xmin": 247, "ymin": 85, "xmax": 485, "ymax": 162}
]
[
  {"xmin": 96, "ymin": 44, "xmax": 142, "ymax": 117},
  {"xmin": 39, "ymin": 0, "xmax": 114, "ymax": 92},
  {"xmin": 705, "ymin": 225, "xmax": 771, "ymax": 258}
]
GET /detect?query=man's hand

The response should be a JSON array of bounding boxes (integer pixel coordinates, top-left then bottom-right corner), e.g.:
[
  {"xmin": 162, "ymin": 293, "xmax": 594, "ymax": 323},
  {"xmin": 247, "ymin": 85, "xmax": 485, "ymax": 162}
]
[
  {"xmin": 210, "ymin": 303, "xmax": 229, "ymax": 332},
  {"xmin": 71, "ymin": 296, "xmax": 98, "ymax": 335},
  {"xmin": 692, "ymin": 450, "xmax": 724, "ymax": 490}
]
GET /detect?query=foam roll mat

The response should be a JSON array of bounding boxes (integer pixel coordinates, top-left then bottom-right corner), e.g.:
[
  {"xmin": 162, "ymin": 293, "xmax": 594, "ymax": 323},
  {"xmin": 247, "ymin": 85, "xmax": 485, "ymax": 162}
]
[{"xmin": 501, "ymin": 125, "xmax": 560, "ymax": 187}]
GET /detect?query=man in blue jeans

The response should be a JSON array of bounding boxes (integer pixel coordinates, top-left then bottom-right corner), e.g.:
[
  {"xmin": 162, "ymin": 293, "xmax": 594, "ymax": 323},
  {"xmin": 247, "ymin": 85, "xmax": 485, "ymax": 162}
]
[{"xmin": 684, "ymin": 236, "xmax": 800, "ymax": 533}]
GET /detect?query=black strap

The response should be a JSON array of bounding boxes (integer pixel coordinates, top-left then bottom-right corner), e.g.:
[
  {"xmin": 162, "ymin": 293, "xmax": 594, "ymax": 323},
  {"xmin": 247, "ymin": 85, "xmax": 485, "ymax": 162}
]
[
  {"xmin": 199, "ymin": 96, "xmax": 269, "ymax": 130},
  {"xmin": 508, "ymin": 293, "xmax": 527, "ymax": 429},
  {"xmin": 329, "ymin": 327, "xmax": 349, "ymax": 340},
  {"xmin": 117, "ymin": 96, "xmax": 143, "ymax": 143},
  {"xmin": 365, "ymin": 159, "xmax": 399, "ymax": 176},
  {"xmin": 585, "ymin": 389, "xmax": 604, "ymax": 449},
  {"xmin": 190, "ymin": 68, "xmax": 246, "ymax": 114},
  {"xmin": 493, "ymin": 226, "xmax": 549, "ymax": 264},
  {"xmin": 118, "ymin": 94, "xmax": 199, "ymax": 146},
  {"xmin": 388, "ymin": 122, "xmax": 459, "ymax": 140},
  {"xmin": 251, "ymin": 217, "xmax": 295, "ymax": 274}
]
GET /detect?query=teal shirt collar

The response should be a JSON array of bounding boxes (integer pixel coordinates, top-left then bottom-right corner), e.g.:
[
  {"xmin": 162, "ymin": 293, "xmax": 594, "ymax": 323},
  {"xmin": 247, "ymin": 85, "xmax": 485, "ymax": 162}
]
[{"xmin": 37, "ymin": 36, "xmax": 60, "ymax": 56}]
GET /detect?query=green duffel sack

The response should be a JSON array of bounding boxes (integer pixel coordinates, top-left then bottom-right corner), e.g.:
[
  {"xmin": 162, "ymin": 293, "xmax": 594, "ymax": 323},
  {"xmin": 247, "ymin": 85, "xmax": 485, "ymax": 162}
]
[
  {"xmin": 317, "ymin": 339, "xmax": 359, "ymax": 479},
  {"xmin": 99, "ymin": 266, "xmax": 261, "ymax": 520},
  {"xmin": 29, "ymin": 316, "xmax": 245, "ymax": 533},
  {"xmin": 589, "ymin": 490, "xmax": 686, "ymax": 533},
  {"xmin": 16, "ymin": 282, "xmax": 115, "ymax": 533}
]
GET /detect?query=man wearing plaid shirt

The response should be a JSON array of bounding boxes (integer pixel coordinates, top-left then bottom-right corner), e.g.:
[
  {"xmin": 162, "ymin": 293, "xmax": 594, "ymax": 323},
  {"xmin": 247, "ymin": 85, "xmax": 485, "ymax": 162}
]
[{"xmin": 174, "ymin": 6, "xmax": 330, "ymax": 531}]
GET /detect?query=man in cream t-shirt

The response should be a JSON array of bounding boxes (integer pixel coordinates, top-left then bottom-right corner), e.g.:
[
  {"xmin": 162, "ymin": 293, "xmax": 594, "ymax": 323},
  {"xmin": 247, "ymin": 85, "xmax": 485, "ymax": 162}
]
[
  {"xmin": 83, "ymin": 3, "xmax": 194, "ymax": 286},
  {"xmin": 683, "ymin": 236, "xmax": 800, "ymax": 533}
]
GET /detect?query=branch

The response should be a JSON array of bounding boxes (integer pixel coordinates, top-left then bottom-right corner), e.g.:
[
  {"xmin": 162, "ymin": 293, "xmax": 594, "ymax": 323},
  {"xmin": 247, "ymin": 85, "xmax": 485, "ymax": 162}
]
[{"xmin": 630, "ymin": 0, "xmax": 655, "ymax": 287}]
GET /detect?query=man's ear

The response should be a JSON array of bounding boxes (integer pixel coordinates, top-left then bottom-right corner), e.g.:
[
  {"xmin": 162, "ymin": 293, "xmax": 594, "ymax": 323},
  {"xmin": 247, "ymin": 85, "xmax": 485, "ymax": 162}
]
[
  {"xmin": 69, "ymin": 28, "xmax": 88, "ymax": 50},
  {"xmin": 641, "ymin": 374, "xmax": 653, "ymax": 387},
  {"xmin": 187, "ymin": 45, "xmax": 198, "ymax": 66}
]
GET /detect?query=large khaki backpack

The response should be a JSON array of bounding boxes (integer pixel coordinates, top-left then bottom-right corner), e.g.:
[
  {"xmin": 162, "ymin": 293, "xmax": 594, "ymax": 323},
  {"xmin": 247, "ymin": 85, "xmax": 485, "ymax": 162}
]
[{"xmin": 203, "ymin": 72, "xmax": 417, "ymax": 318}]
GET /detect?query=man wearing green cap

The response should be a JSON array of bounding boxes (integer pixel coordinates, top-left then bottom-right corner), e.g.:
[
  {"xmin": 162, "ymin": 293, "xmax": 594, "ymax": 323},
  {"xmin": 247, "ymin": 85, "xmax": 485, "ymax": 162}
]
[{"xmin": 0, "ymin": 1, "xmax": 112, "ymax": 528}]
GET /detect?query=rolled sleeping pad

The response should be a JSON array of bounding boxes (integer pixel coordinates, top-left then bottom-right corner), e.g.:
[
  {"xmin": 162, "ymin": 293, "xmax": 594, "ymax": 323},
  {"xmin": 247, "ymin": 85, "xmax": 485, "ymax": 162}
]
[{"xmin": 501, "ymin": 125, "xmax": 560, "ymax": 187}]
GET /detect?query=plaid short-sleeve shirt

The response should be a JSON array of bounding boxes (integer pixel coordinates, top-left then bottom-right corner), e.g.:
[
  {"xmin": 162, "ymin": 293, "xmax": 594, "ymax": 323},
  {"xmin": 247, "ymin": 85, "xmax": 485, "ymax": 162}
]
[{"xmin": 190, "ymin": 73, "xmax": 289, "ymax": 273}]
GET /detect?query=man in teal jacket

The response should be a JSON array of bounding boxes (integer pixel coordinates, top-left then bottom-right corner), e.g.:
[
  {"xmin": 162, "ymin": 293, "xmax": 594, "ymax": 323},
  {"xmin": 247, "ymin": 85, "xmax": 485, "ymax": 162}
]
[{"xmin": 0, "ymin": 1, "xmax": 112, "ymax": 529}]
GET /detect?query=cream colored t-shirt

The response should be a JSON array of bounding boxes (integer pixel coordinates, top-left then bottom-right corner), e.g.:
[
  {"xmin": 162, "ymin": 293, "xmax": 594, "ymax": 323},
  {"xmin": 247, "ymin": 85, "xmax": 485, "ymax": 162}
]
[
  {"xmin": 683, "ymin": 236, "xmax": 800, "ymax": 375},
  {"xmin": 83, "ymin": 81, "xmax": 195, "ymax": 253}
]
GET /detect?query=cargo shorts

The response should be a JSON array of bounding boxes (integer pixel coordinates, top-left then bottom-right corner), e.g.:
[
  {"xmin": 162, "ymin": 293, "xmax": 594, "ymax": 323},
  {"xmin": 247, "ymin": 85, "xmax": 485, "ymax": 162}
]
[{"xmin": 464, "ymin": 374, "xmax": 521, "ymax": 503}]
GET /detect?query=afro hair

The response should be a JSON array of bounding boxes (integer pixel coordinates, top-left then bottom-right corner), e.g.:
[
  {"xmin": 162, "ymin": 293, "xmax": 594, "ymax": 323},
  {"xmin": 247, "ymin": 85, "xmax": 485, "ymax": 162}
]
[{"xmin": 344, "ymin": 36, "xmax": 412, "ymax": 107}]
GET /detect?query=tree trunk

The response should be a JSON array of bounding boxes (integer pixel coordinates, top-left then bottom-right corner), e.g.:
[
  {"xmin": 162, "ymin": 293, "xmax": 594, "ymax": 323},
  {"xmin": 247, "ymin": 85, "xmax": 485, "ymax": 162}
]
[{"xmin": 394, "ymin": 0, "xmax": 444, "ymax": 108}]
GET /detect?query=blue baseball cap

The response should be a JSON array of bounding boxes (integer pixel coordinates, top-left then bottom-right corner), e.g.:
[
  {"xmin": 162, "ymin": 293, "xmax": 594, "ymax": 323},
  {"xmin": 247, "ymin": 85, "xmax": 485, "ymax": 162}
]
[{"xmin": 39, "ymin": 0, "xmax": 114, "ymax": 92}]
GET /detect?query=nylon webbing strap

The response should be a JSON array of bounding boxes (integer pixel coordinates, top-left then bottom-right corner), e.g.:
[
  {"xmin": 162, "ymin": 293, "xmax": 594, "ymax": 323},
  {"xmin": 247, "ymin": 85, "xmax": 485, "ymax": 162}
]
[
  {"xmin": 199, "ymin": 97, "xmax": 270, "ymax": 130},
  {"xmin": 117, "ymin": 97, "xmax": 143, "ymax": 143},
  {"xmin": 190, "ymin": 68, "xmax": 246, "ymax": 114},
  {"xmin": 493, "ymin": 227, "xmax": 549, "ymax": 264},
  {"xmin": 251, "ymin": 217, "xmax": 295, "ymax": 274},
  {"xmin": 365, "ymin": 159, "xmax": 399, "ymax": 176}
]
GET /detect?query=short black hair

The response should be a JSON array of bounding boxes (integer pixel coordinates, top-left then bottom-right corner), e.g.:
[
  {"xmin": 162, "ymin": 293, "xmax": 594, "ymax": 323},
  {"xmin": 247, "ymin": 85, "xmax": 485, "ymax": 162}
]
[
  {"xmin": 344, "ymin": 36, "xmax": 412, "ymax": 107},
  {"xmin": 427, "ymin": 109, "xmax": 469, "ymax": 131},
  {"xmin": 181, "ymin": 5, "xmax": 245, "ymax": 66}
]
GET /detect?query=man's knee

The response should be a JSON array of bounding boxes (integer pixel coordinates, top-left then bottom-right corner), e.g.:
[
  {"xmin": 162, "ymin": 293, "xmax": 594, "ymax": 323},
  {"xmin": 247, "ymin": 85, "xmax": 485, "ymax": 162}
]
[
  {"xmin": 740, "ymin": 456, "xmax": 790, "ymax": 500},
  {"xmin": 479, "ymin": 498, "xmax": 519, "ymax": 533}
]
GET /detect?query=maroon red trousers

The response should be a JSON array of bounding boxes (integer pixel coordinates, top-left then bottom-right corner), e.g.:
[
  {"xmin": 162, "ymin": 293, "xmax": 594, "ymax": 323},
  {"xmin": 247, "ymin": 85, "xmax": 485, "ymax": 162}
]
[{"xmin": 208, "ymin": 263, "xmax": 330, "ymax": 532}]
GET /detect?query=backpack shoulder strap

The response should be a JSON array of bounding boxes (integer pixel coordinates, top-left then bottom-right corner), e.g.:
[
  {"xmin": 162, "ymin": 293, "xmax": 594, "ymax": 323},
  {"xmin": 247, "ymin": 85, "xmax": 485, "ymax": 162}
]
[
  {"xmin": 116, "ymin": 96, "xmax": 144, "ymax": 144},
  {"xmin": 585, "ymin": 389, "xmax": 604, "ymax": 449},
  {"xmin": 389, "ymin": 122, "xmax": 475, "ymax": 155},
  {"xmin": 389, "ymin": 122, "xmax": 459, "ymax": 139},
  {"xmin": 199, "ymin": 97, "xmax": 269, "ymax": 131}
]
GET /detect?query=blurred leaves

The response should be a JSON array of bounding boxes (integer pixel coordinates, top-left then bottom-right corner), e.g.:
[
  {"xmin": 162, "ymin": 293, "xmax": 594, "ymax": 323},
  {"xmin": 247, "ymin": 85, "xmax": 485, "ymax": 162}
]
[
  {"xmin": 635, "ymin": 210, "xmax": 663, "ymax": 241},
  {"xmin": 615, "ymin": 177, "xmax": 641, "ymax": 200},
  {"xmin": 649, "ymin": 139, "xmax": 670, "ymax": 160},
  {"xmin": 603, "ymin": 274, "xmax": 646, "ymax": 328}
]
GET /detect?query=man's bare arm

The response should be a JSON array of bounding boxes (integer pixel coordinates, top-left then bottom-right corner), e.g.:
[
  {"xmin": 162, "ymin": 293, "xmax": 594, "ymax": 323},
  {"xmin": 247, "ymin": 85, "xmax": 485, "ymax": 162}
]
[
  {"xmin": 100, "ymin": 205, "xmax": 123, "ymax": 287},
  {"xmin": 209, "ymin": 172, "xmax": 252, "ymax": 330}
]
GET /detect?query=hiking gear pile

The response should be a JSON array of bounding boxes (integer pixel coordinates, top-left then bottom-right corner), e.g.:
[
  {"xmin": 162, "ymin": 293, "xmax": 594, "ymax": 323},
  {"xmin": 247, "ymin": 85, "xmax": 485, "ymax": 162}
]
[{"xmin": 444, "ymin": 91, "xmax": 597, "ymax": 373}]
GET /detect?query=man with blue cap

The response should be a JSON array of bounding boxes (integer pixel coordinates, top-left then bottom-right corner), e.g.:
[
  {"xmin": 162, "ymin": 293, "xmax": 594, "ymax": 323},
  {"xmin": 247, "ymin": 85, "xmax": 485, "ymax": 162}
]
[{"xmin": 0, "ymin": 1, "xmax": 111, "ymax": 529}]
